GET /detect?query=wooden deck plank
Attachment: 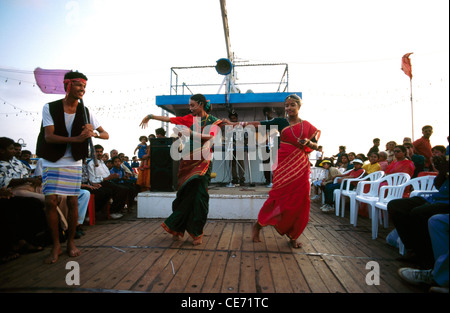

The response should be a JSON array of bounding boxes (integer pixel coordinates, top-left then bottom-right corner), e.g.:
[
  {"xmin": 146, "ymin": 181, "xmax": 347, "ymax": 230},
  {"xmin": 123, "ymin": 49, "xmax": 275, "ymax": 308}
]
[
  {"xmin": 0, "ymin": 196, "xmax": 429, "ymax": 294},
  {"xmin": 221, "ymin": 222, "xmax": 243, "ymax": 293}
]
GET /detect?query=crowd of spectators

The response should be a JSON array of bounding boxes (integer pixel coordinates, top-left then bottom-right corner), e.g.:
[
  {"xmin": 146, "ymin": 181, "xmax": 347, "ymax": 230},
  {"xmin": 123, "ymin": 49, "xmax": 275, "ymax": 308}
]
[
  {"xmin": 0, "ymin": 134, "xmax": 151, "ymax": 264},
  {"xmin": 309, "ymin": 125, "xmax": 449, "ymax": 292}
]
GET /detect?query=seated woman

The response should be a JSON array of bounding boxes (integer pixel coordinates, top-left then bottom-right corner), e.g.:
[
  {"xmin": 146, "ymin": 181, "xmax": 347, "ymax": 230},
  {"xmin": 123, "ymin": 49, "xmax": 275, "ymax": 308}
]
[{"xmin": 385, "ymin": 145, "xmax": 415, "ymax": 177}]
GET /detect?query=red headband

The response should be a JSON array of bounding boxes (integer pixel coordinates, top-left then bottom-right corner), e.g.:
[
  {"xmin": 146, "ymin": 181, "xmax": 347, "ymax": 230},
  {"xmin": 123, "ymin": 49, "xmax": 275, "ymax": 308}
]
[{"xmin": 63, "ymin": 78, "xmax": 87, "ymax": 95}]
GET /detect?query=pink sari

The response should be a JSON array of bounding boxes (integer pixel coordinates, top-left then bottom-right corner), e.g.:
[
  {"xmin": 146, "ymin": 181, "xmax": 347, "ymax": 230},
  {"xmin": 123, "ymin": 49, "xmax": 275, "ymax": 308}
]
[{"xmin": 258, "ymin": 120, "xmax": 319, "ymax": 240}]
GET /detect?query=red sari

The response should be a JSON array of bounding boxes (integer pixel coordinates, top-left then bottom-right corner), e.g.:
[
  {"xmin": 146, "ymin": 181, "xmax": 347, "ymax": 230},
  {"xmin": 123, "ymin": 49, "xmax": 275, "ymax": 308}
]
[{"xmin": 258, "ymin": 119, "xmax": 319, "ymax": 240}]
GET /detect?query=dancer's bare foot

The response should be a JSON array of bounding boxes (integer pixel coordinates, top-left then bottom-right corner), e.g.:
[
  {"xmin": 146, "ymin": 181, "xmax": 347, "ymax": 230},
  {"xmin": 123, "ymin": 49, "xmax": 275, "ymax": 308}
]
[
  {"xmin": 67, "ymin": 240, "xmax": 81, "ymax": 258},
  {"xmin": 252, "ymin": 222, "xmax": 262, "ymax": 243},
  {"xmin": 44, "ymin": 245, "xmax": 62, "ymax": 264},
  {"xmin": 193, "ymin": 238, "xmax": 202, "ymax": 246},
  {"xmin": 290, "ymin": 239, "xmax": 302, "ymax": 249},
  {"xmin": 172, "ymin": 234, "xmax": 183, "ymax": 241}
]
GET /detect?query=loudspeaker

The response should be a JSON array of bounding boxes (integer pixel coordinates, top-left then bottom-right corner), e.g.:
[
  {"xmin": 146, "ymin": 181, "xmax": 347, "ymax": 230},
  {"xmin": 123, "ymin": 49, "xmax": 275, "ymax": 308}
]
[
  {"xmin": 150, "ymin": 137, "xmax": 179, "ymax": 191},
  {"xmin": 215, "ymin": 58, "xmax": 233, "ymax": 75}
]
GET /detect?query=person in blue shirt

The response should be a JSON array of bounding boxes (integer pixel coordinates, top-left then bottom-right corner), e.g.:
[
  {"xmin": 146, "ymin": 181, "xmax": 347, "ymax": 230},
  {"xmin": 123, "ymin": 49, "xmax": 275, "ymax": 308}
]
[
  {"xmin": 134, "ymin": 135, "xmax": 148, "ymax": 160},
  {"xmin": 388, "ymin": 155, "xmax": 449, "ymax": 269},
  {"xmin": 110, "ymin": 156, "xmax": 138, "ymax": 212}
]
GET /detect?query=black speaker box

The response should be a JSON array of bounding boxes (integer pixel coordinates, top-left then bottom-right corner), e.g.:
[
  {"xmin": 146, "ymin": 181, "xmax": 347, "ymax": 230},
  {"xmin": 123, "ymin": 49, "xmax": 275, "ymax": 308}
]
[{"xmin": 150, "ymin": 137, "xmax": 179, "ymax": 191}]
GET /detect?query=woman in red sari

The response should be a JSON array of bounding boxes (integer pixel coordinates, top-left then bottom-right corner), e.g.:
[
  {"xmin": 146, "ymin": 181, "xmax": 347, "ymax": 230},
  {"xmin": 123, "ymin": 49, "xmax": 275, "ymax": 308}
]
[
  {"xmin": 227, "ymin": 94, "xmax": 320, "ymax": 248},
  {"xmin": 139, "ymin": 94, "xmax": 222, "ymax": 245},
  {"xmin": 385, "ymin": 145, "xmax": 415, "ymax": 177}
]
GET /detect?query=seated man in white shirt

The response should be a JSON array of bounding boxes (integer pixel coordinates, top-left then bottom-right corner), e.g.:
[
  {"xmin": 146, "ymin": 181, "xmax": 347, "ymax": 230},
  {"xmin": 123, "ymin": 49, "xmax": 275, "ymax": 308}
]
[{"xmin": 87, "ymin": 144, "xmax": 129, "ymax": 219}]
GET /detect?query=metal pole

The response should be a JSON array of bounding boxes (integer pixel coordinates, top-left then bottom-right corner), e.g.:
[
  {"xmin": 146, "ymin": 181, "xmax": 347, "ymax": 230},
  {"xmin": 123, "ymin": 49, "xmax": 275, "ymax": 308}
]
[{"xmin": 410, "ymin": 78, "xmax": 414, "ymax": 142}]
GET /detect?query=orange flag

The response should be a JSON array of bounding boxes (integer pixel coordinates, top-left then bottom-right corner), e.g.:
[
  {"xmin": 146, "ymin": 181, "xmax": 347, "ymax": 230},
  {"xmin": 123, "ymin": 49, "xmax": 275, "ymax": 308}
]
[{"xmin": 401, "ymin": 53, "xmax": 413, "ymax": 79}]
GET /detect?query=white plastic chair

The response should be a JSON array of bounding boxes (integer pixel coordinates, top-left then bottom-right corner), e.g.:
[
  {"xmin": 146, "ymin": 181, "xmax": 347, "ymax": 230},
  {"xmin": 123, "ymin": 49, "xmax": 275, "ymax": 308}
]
[
  {"xmin": 332, "ymin": 169, "xmax": 367, "ymax": 219},
  {"xmin": 408, "ymin": 175, "xmax": 437, "ymax": 197},
  {"xmin": 334, "ymin": 171, "xmax": 384, "ymax": 225},
  {"xmin": 355, "ymin": 173, "xmax": 410, "ymax": 239},
  {"xmin": 321, "ymin": 169, "xmax": 352, "ymax": 205},
  {"xmin": 310, "ymin": 167, "xmax": 327, "ymax": 197},
  {"xmin": 374, "ymin": 175, "xmax": 438, "ymax": 224},
  {"xmin": 310, "ymin": 167, "xmax": 327, "ymax": 185}
]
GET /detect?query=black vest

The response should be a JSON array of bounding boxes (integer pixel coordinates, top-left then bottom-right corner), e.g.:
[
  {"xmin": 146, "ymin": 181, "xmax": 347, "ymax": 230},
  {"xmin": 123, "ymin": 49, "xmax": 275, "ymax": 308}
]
[{"xmin": 36, "ymin": 99, "xmax": 89, "ymax": 162}]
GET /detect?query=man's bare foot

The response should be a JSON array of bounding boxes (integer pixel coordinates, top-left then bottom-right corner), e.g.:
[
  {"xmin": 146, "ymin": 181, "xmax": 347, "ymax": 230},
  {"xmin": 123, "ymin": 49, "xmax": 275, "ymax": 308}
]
[
  {"xmin": 44, "ymin": 246, "xmax": 62, "ymax": 264},
  {"xmin": 290, "ymin": 239, "xmax": 302, "ymax": 249},
  {"xmin": 193, "ymin": 237, "xmax": 202, "ymax": 246},
  {"xmin": 67, "ymin": 241, "xmax": 81, "ymax": 258},
  {"xmin": 252, "ymin": 222, "xmax": 262, "ymax": 243}
]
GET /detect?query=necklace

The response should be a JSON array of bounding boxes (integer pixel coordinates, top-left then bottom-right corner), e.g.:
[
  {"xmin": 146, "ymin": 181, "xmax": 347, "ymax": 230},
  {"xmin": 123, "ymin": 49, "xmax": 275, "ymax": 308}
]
[
  {"xmin": 194, "ymin": 114, "xmax": 208, "ymax": 133},
  {"xmin": 287, "ymin": 117, "xmax": 303, "ymax": 142}
]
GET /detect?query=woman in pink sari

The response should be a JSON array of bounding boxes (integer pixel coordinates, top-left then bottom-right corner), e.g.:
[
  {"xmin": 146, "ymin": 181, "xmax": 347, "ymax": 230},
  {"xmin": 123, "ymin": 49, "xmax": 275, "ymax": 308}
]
[{"xmin": 226, "ymin": 94, "xmax": 320, "ymax": 248}]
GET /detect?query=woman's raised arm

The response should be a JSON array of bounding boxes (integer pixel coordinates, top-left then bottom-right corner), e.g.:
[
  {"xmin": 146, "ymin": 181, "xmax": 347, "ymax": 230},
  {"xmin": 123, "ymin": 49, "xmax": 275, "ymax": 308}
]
[{"xmin": 139, "ymin": 114, "xmax": 171, "ymax": 129}]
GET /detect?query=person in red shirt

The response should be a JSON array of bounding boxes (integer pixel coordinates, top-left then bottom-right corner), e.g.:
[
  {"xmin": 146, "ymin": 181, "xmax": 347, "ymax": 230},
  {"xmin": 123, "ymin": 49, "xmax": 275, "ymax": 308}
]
[{"xmin": 413, "ymin": 125, "xmax": 433, "ymax": 170}]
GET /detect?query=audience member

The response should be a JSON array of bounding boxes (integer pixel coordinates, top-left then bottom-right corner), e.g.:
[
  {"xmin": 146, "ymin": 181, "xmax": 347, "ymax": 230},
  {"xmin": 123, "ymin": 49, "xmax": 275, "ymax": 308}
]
[
  {"xmin": 431, "ymin": 145, "xmax": 447, "ymax": 173},
  {"xmin": 385, "ymin": 145, "xmax": 415, "ymax": 177},
  {"xmin": 347, "ymin": 152, "xmax": 356, "ymax": 168},
  {"xmin": 333, "ymin": 145, "xmax": 346, "ymax": 166},
  {"xmin": 378, "ymin": 151, "xmax": 389, "ymax": 172},
  {"xmin": 385, "ymin": 141, "xmax": 397, "ymax": 164},
  {"xmin": 0, "ymin": 187, "xmax": 46, "ymax": 264},
  {"xmin": 321, "ymin": 159, "xmax": 365, "ymax": 212},
  {"xmin": 131, "ymin": 156, "xmax": 140, "ymax": 168},
  {"xmin": 363, "ymin": 152, "xmax": 381, "ymax": 174},
  {"xmin": 110, "ymin": 149, "xmax": 119, "ymax": 159},
  {"xmin": 110, "ymin": 155, "xmax": 138, "ymax": 211},
  {"xmin": 388, "ymin": 156, "xmax": 448, "ymax": 269},
  {"xmin": 88, "ymin": 144, "xmax": 130, "ymax": 219},
  {"xmin": 13, "ymin": 142, "xmax": 22, "ymax": 159},
  {"xmin": 403, "ymin": 137, "xmax": 412, "ymax": 144},
  {"xmin": 311, "ymin": 159, "xmax": 341, "ymax": 201},
  {"xmin": 367, "ymin": 138, "xmax": 380, "ymax": 156},
  {"xmin": 413, "ymin": 125, "xmax": 433, "ymax": 170},
  {"xmin": 338, "ymin": 153, "xmax": 351, "ymax": 171},
  {"xmin": 19, "ymin": 149, "xmax": 32, "ymax": 171},
  {"xmin": 101, "ymin": 153, "xmax": 109, "ymax": 162},
  {"xmin": 314, "ymin": 145, "xmax": 324, "ymax": 167},
  {"xmin": 404, "ymin": 142, "xmax": 424, "ymax": 178},
  {"xmin": 81, "ymin": 159, "xmax": 113, "ymax": 221},
  {"xmin": 134, "ymin": 135, "xmax": 148, "ymax": 160},
  {"xmin": 228, "ymin": 110, "xmax": 246, "ymax": 187},
  {"xmin": 356, "ymin": 153, "xmax": 367, "ymax": 163},
  {"xmin": 398, "ymin": 214, "xmax": 448, "ymax": 292},
  {"xmin": 155, "ymin": 127, "xmax": 167, "ymax": 138}
]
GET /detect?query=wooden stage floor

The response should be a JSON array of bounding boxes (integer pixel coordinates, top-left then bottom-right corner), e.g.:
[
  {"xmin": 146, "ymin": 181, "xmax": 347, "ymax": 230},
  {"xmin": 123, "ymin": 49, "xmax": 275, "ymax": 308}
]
[{"xmin": 0, "ymin": 194, "xmax": 427, "ymax": 294}]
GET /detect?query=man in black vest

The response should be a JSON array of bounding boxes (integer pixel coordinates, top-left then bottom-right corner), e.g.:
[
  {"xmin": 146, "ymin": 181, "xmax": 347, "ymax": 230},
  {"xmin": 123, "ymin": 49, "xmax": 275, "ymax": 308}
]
[{"xmin": 37, "ymin": 71, "xmax": 109, "ymax": 264}]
